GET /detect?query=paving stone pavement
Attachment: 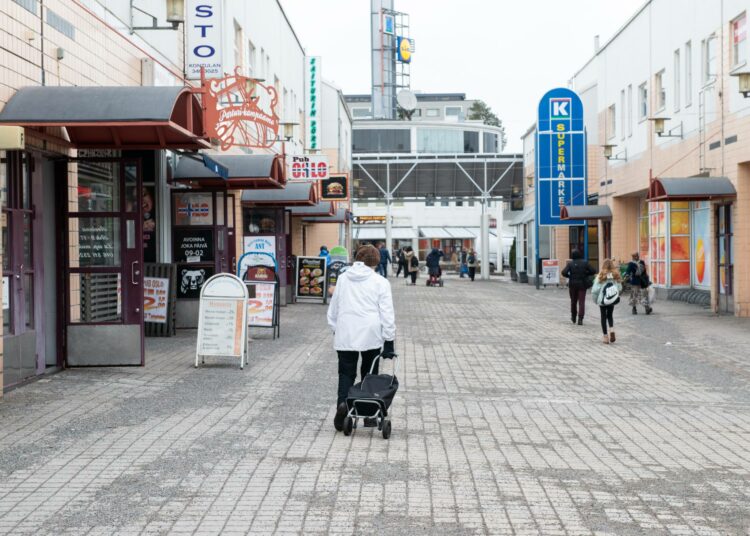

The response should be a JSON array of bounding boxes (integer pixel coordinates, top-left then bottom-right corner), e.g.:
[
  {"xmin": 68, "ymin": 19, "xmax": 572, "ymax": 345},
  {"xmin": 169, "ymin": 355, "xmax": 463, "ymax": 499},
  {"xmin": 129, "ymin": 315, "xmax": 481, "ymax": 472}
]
[{"xmin": 2, "ymin": 275, "xmax": 750, "ymax": 535}]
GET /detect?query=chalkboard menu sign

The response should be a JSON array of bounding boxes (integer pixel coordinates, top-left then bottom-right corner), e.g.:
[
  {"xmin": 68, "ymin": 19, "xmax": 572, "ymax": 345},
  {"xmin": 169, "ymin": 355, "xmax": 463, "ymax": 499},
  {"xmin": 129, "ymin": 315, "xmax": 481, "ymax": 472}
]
[
  {"xmin": 173, "ymin": 228, "xmax": 214, "ymax": 263},
  {"xmin": 295, "ymin": 256, "xmax": 327, "ymax": 303}
]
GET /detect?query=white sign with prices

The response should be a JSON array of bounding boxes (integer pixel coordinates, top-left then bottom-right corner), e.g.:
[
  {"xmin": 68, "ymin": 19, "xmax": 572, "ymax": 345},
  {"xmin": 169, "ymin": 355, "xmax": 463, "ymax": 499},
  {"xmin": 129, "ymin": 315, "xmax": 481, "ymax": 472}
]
[
  {"xmin": 196, "ymin": 274, "xmax": 248, "ymax": 369},
  {"xmin": 287, "ymin": 154, "xmax": 329, "ymax": 181},
  {"xmin": 143, "ymin": 277, "xmax": 169, "ymax": 324},
  {"xmin": 247, "ymin": 282, "xmax": 275, "ymax": 327},
  {"xmin": 542, "ymin": 259, "xmax": 560, "ymax": 285},
  {"xmin": 186, "ymin": 0, "xmax": 223, "ymax": 79},
  {"xmin": 306, "ymin": 57, "xmax": 321, "ymax": 150}
]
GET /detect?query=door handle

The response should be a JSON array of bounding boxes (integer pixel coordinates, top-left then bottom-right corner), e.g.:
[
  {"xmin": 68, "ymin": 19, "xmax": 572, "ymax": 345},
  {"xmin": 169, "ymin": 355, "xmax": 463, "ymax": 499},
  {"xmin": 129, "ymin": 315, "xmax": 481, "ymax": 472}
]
[{"xmin": 131, "ymin": 261, "xmax": 140, "ymax": 285}]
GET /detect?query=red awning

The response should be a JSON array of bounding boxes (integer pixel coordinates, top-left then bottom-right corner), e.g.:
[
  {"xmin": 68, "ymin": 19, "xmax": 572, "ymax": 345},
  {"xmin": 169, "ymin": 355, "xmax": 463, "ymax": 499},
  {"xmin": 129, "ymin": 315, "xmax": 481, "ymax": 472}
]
[
  {"xmin": 289, "ymin": 202, "xmax": 336, "ymax": 217},
  {"xmin": 0, "ymin": 86, "xmax": 209, "ymax": 150},
  {"xmin": 242, "ymin": 181, "xmax": 319, "ymax": 207},
  {"xmin": 648, "ymin": 177, "xmax": 736, "ymax": 201},
  {"xmin": 173, "ymin": 154, "xmax": 285, "ymax": 189},
  {"xmin": 560, "ymin": 204, "xmax": 612, "ymax": 220}
]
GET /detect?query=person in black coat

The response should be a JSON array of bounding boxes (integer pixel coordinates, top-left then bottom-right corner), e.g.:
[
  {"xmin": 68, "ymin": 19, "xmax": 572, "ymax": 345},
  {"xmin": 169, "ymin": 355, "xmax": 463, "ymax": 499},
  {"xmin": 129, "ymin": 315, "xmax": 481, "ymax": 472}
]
[
  {"xmin": 426, "ymin": 248, "xmax": 443, "ymax": 277},
  {"xmin": 561, "ymin": 249, "xmax": 596, "ymax": 325}
]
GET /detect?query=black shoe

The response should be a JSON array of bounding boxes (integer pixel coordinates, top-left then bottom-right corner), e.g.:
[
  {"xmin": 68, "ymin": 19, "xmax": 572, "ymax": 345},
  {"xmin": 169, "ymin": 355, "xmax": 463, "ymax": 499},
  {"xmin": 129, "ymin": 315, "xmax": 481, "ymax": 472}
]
[
  {"xmin": 632, "ymin": 307, "xmax": 638, "ymax": 315},
  {"xmin": 363, "ymin": 418, "xmax": 378, "ymax": 428},
  {"xmin": 571, "ymin": 315, "xmax": 577, "ymax": 324},
  {"xmin": 333, "ymin": 403, "xmax": 347, "ymax": 432},
  {"xmin": 577, "ymin": 317, "xmax": 583, "ymax": 325},
  {"xmin": 646, "ymin": 306, "xmax": 653, "ymax": 315}
]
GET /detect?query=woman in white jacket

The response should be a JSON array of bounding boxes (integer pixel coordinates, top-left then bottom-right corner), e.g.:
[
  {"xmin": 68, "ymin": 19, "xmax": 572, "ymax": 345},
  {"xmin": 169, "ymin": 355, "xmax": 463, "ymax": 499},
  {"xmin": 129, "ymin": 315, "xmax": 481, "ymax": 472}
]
[{"xmin": 327, "ymin": 244, "xmax": 396, "ymax": 431}]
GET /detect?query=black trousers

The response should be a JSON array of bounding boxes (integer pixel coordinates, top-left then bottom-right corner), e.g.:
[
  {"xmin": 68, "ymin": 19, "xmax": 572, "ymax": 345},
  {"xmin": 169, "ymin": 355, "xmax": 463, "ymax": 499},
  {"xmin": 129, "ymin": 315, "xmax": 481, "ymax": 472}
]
[
  {"xmin": 468, "ymin": 267, "xmax": 476, "ymax": 281},
  {"xmin": 599, "ymin": 304, "xmax": 615, "ymax": 334},
  {"xmin": 569, "ymin": 286, "xmax": 587, "ymax": 319},
  {"xmin": 409, "ymin": 271, "xmax": 417, "ymax": 284},
  {"xmin": 337, "ymin": 348, "xmax": 380, "ymax": 405},
  {"xmin": 396, "ymin": 262, "xmax": 404, "ymax": 277}
]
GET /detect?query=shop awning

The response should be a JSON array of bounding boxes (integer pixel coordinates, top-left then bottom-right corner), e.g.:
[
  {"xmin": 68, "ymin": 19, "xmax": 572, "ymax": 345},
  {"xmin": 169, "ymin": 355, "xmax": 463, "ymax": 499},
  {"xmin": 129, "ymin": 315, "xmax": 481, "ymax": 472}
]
[
  {"xmin": 0, "ymin": 86, "xmax": 209, "ymax": 150},
  {"xmin": 508, "ymin": 206, "xmax": 535, "ymax": 226},
  {"xmin": 303, "ymin": 207, "xmax": 351, "ymax": 223},
  {"xmin": 648, "ymin": 177, "xmax": 736, "ymax": 201},
  {"xmin": 354, "ymin": 227, "xmax": 417, "ymax": 240},
  {"xmin": 241, "ymin": 180, "xmax": 318, "ymax": 206},
  {"xmin": 560, "ymin": 204, "xmax": 612, "ymax": 220},
  {"xmin": 419, "ymin": 227, "xmax": 453, "ymax": 239},
  {"xmin": 174, "ymin": 153, "xmax": 285, "ymax": 189},
  {"xmin": 289, "ymin": 202, "xmax": 336, "ymax": 217},
  {"xmin": 465, "ymin": 227, "xmax": 498, "ymax": 238}
]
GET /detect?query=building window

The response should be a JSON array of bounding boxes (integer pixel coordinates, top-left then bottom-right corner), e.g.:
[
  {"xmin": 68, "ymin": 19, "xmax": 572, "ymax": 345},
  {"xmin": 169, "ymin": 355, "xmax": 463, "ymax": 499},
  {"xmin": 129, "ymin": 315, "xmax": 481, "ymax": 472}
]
[
  {"xmin": 351, "ymin": 108, "xmax": 372, "ymax": 118},
  {"xmin": 627, "ymin": 84, "xmax": 633, "ymax": 136},
  {"xmin": 425, "ymin": 198, "xmax": 435, "ymax": 207},
  {"xmin": 455, "ymin": 200, "xmax": 463, "ymax": 207},
  {"xmin": 733, "ymin": 13, "xmax": 747, "ymax": 67},
  {"xmin": 638, "ymin": 82, "xmax": 648, "ymax": 121},
  {"xmin": 260, "ymin": 47, "xmax": 265, "ymax": 78},
  {"xmin": 445, "ymin": 106, "xmax": 462, "ymax": 119},
  {"xmin": 440, "ymin": 199, "xmax": 450, "ymax": 207},
  {"xmin": 417, "ymin": 128, "xmax": 463, "ymax": 153},
  {"xmin": 606, "ymin": 104, "xmax": 616, "ymax": 140},
  {"xmin": 233, "ymin": 20, "xmax": 243, "ymax": 70},
  {"xmin": 702, "ymin": 35, "xmax": 717, "ymax": 84},
  {"xmin": 685, "ymin": 41, "xmax": 693, "ymax": 106},
  {"xmin": 283, "ymin": 88, "xmax": 289, "ymax": 121},
  {"xmin": 248, "ymin": 40, "xmax": 256, "ymax": 76},
  {"xmin": 463, "ymin": 131, "xmax": 479, "ymax": 153},
  {"xmin": 425, "ymin": 108, "xmax": 440, "ymax": 118},
  {"xmin": 483, "ymin": 132, "xmax": 498, "ymax": 153},
  {"xmin": 619, "ymin": 90, "xmax": 626, "ymax": 141},
  {"xmin": 673, "ymin": 50, "xmax": 681, "ymax": 111},
  {"xmin": 353, "ymin": 129, "xmax": 410, "ymax": 152},
  {"xmin": 654, "ymin": 70, "xmax": 666, "ymax": 112}
]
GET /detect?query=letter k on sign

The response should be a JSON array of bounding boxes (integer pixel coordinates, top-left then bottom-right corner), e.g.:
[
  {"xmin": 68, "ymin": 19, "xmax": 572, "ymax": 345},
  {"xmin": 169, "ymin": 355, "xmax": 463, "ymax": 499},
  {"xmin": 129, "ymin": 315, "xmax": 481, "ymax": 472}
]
[{"xmin": 551, "ymin": 98, "xmax": 571, "ymax": 119}]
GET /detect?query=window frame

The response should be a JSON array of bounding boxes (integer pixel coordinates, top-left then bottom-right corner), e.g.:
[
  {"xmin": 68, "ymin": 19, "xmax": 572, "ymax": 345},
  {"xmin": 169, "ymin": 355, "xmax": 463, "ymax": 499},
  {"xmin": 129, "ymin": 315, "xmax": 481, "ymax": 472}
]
[
  {"xmin": 620, "ymin": 89, "xmax": 626, "ymax": 141},
  {"xmin": 627, "ymin": 84, "xmax": 633, "ymax": 136},
  {"xmin": 638, "ymin": 82, "xmax": 648, "ymax": 122},
  {"xmin": 673, "ymin": 49, "xmax": 681, "ymax": 112},
  {"xmin": 732, "ymin": 12, "xmax": 747, "ymax": 67},
  {"xmin": 606, "ymin": 103, "xmax": 617, "ymax": 140},
  {"xmin": 654, "ymin": 69, "xmax": 666, "ymax": 112},
  {"xmin": 685, "ymin": 41, "xmax": 693, "ymax": 106}
]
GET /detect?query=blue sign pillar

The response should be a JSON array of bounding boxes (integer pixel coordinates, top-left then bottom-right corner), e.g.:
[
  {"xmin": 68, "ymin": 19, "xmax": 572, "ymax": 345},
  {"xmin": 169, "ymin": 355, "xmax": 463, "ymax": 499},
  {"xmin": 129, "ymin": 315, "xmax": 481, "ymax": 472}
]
[{"xmin": 535, "ymin": 88, "xmax": 587, "ymax": 287}]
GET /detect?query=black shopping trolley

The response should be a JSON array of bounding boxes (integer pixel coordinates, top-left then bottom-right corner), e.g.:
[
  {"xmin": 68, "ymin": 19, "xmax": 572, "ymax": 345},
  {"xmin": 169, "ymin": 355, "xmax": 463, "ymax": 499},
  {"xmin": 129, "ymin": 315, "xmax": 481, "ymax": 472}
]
[{"xmin": 343, "ymin": 354, "xmax": 399, "ymax": 439}]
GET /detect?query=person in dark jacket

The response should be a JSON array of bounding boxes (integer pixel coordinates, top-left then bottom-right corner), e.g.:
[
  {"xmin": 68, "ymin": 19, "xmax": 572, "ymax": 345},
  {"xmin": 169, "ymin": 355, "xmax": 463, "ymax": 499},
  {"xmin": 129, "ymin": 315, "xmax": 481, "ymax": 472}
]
[
  {"xmin": 395, "ymin": 248, "xmax": 406, "ymax": 277},
  {"xmin": 378, "ymin": 243, "xmax": 392, "ymax": 277},
  {"xmin": 561, "ymin": 249, "xmax": 596, "ymax": 325},
  {"xmin": 459, "ymin": 248, "xmax": 468, "ymax": 278},
  {"xmin": 625, "ymin": 252, "xmax": 653, "ymax": 315},
  {"xmin": 426, "ymin": 248, "xmax": 443, "ymax": 277}
]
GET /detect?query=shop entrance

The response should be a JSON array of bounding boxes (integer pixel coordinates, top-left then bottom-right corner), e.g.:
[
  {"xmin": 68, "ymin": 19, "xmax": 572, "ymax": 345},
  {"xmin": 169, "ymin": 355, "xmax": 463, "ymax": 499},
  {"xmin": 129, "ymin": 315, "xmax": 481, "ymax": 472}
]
[{"xmin": 62, "ymin": 159, "xmax": 144, "ymax": 366}]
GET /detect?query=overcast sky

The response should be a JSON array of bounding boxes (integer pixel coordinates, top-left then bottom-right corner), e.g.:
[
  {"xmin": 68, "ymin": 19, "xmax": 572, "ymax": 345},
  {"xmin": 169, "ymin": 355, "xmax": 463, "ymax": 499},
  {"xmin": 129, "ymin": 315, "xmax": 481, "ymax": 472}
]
[{"xmin": 281, "ymin": 0, "xmax": 645, "ymax": 152}]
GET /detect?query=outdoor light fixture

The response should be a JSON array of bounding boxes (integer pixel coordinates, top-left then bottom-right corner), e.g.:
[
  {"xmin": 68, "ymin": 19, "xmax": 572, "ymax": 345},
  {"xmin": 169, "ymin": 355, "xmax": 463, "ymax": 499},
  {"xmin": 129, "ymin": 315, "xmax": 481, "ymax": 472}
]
[
  {"xmin": 280, "ymin": 122, "xmax": 298, "ymax": 141},
  {"xmin": 648, "ymin": 116, "xmax": 683, "ymax": 139},
  {"xmin": 731, "ymin": 70, "xmax": 750, "ymax": 97},
  {"xmin": 602, "ymin": 144, "xmax": 626, "ymax": 161},
  {"xmin": 130, "ymin": 0, "xmax": 184, "ymax": 33}
]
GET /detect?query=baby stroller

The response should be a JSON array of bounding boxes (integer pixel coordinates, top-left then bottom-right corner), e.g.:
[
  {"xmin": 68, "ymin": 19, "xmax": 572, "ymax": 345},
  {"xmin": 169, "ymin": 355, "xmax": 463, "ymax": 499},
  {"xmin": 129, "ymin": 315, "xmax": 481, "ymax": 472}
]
[
  {"xmin": 426, "ymin": 266, "xmax": 443, "ymax": 287},
  {"xmin": 343, "ymin": 353, "xmax": 399, "ymax": 439}
]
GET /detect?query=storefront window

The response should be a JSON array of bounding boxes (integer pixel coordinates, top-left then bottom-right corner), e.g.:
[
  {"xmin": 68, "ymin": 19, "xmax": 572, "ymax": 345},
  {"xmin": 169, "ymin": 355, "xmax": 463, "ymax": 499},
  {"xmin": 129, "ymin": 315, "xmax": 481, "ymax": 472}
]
[
  {"xmin": 718, "ymin": 205, "xmax": 733, "ymax": 295},
  {"xmin": 244, "ymin": 208, "xmax": 278, "ymax": 234},
  {"xmin": 649, "ymin": 201, "xmax": 666, "ymax": 285},
  {"xmin": 639, "ymin": 198, "xmax": 649, "ymax": 261},
  {"xmin": 70, "ymin": 273, "xmax": 122, "ymax": 323},
  {"xmin": 71, "ymin": 217, "xmax": 121, "ymax": 268},
  {"xmin": 173, "ymin": 192, "xmax": 213, "ymax": 226},
  {"xmin": 669, "ymin": 201, "xmax": 690, "ymax": 286},
  {"xmin": 77, "ymin": 161, "xmax": 120, "ymax": 212},
  {"xmin": 691, "ymin": 201, "xmax": 711, "ymax": 289}
]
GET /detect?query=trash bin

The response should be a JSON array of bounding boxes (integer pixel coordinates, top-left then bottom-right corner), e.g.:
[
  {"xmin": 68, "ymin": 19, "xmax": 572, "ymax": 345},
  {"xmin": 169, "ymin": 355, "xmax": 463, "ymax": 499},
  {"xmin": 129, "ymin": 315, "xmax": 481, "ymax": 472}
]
[{"xmin": 518, "ymin": 271, "xmax": 528, "ymax": 283}]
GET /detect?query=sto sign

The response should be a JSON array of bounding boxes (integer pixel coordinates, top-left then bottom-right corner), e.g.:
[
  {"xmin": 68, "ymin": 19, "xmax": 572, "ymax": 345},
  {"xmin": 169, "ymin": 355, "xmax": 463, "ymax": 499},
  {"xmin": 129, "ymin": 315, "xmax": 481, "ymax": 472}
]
[{"xmin": 186, "ymin": 0, "xmax": 223, "ymax": 79}]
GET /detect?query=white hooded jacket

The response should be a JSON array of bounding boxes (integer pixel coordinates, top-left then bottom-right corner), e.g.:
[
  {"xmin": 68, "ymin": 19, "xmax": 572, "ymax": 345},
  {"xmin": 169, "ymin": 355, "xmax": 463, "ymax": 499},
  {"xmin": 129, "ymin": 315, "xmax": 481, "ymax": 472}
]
[{"xmin": 327, "ymin": 262, "xmax": 396, "ymax": 351}]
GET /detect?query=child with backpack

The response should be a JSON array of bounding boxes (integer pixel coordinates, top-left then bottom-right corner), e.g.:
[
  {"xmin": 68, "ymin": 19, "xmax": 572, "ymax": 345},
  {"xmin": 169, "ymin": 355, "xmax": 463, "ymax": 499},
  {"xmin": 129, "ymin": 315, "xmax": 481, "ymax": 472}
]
[{"xmin": 591, "ymin": 259, "xmax": 623, "ymax": 344}]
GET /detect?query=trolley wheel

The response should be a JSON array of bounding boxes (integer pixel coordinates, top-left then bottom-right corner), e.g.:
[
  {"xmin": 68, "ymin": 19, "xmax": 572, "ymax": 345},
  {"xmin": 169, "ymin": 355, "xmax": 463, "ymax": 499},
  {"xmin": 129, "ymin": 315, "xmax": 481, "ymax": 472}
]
[
  {"xmin": 343, "ymin": 417, "xmax": 353, "ymax": 436},
  {"xmin": 382, "ymin": 420, "xmax": 392, "ymax": 439}
]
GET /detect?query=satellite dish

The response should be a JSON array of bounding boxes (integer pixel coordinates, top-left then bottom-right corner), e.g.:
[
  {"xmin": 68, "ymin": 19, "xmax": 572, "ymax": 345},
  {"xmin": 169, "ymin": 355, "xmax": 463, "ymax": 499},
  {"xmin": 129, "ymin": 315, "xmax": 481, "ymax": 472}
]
[{"xmin": 397, "ymin": 90, "xmax": 417, "ymax": 111}]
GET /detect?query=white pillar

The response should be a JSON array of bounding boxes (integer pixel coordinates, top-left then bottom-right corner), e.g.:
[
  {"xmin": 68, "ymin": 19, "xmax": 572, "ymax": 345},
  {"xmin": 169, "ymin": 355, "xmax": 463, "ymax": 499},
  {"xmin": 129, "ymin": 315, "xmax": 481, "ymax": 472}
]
[
  {"xmin": 385, "ymin": 164, "xmax": 392, "ymax": 272},
  {"xmin": 480, "ymin": 199, "xmax": 490, "ymax": 280},
  {"xmin": 496, "ymin": 198, "xmax": 504, "ymax": 273}
]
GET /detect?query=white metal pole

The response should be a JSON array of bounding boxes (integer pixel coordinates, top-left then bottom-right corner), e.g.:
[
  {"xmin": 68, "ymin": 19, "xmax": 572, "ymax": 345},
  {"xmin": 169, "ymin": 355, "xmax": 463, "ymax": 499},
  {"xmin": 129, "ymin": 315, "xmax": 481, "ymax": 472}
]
[
  {"xmin": 481, "ymin": 163, "xmax": 489, "ymax": 280},
  {"xmin": 497, "ymin": 197, "xmax": 504, "ymax": 274},
  {"xmin": 385, "ymin": 164, "xmax": 393, "ymax": 275}
]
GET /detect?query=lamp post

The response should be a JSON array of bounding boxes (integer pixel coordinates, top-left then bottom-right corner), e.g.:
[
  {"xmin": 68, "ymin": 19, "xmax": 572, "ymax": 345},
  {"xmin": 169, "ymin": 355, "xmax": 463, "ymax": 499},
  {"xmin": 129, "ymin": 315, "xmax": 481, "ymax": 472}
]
[
  {"xmin": 648, "ymin": 116, "xmax": 683, "ymax": 138},
  {"xmin": 730, "ymin": 70, "xmax": 750, "ymax": 97},
  {"xmin": 130, "ymin": 0, "xmax": 184, "ymax": 33},
  {"xmin": 602, "ymin": 144, "xmax": 627, "ymax": 161}
]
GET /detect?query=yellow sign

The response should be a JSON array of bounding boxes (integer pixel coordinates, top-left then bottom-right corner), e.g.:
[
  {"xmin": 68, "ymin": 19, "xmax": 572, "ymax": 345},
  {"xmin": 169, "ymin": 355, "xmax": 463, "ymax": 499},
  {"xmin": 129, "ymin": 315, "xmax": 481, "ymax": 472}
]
[{"xmin": 397, "ymin": 36, "xmax": 412, "ymax": 63}]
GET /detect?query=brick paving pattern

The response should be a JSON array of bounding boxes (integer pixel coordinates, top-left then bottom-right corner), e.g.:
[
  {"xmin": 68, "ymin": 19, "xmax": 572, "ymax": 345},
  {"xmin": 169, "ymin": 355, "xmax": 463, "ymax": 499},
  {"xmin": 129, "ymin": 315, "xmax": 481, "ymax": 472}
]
[{"xmin": 1, "ymin": 276, "xmax": 750, "ymax": 535}]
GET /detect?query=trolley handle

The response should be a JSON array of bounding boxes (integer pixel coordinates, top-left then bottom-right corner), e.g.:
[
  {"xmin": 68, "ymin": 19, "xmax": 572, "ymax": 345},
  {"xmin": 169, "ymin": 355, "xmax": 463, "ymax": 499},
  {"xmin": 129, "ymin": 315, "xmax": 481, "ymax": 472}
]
[{"xmin": 369, "ymin": 353, "xmax": 400, "ymax": 380}]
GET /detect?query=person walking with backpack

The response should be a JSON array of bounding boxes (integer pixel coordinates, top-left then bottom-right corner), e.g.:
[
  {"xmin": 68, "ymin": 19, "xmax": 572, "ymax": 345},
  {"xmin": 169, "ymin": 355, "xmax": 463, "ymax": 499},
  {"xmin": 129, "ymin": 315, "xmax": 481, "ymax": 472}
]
[
  {"xmin": 467, "ymin": 249, "xmax": 478, "ymax": 281},
  {"xmin": 561, "ymin": 249, "xmax": 596, "ymax": 325},
  {"xmin": 625, "ymin": 252, "xmax": 653, "ymax": 315},
  {"xmin": 404, "ymin": 246, "xmax": 419, "ymax": 285},
  {"xmin": 592, "ymin": 259, "xmax": 623, "ymax": 344}
]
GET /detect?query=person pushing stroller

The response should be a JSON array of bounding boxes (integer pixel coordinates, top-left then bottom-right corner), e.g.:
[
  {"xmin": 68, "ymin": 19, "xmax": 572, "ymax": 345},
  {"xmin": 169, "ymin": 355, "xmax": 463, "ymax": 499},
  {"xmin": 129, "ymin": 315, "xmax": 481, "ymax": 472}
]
[{"xmin": 327, "ymin": 245, "xmax": 396, "ymax": 432}]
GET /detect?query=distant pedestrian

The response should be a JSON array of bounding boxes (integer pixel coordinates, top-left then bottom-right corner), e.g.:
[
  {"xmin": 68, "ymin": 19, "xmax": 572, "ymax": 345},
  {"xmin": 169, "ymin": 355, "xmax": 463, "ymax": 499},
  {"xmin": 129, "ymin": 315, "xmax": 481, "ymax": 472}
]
[
  {"xmin": 378, "ymin": 242, "xmax": 391, "ymax": 277},
  {"xmin": 467, "ymin": 249, "xmax": 478, "ymax": 281},
  {"xmin": 405, "ymin": 246, "xmax": 419, "ymax": 285},
  {"xmin": 459, "ymin": 248, "xmax": 468, "ymax": 278},
  {"xmin": 395, "ymin": 247, "xmax": 405, "ymax": 277},
  {"xmin": 625, "ymin": 252, "xmax": 653, "ymax": 315},
  {"xmin": 426, "ymin": 248, "xmax": 442, "ymax": 280},
  {"xmin": 327, "ymin": 244, "xmax": 396, "ymax": 432},
  {"xmin": 592, "ymin": 259, "xmax": 623, "ymax": 344},
  {"xmin": 561, "ymin": 249, "xmax": 596, "ymax": 325},
  {"xmin": 319, "ymin": 245, "xmax": 331, "ymax": 266}
]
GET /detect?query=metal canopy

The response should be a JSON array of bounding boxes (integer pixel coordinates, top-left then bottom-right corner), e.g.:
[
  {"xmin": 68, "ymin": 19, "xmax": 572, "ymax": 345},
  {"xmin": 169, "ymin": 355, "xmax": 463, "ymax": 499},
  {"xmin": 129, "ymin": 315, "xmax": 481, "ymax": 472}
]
[
  {"xmin": 353, "ymin": 154, "xmax": 523, "ymax": 199},
  {"xmin": 175, "ymin": 154, "xmax": 285, "ymax": 189},
  {"xmin": 242, "ymin": 180, "xmax": 317, "ymax": 206},
  {"xmin": 560, "ymin": 204, "xmax": 612, "ymax": 220},
  {"xmin": 508, "ymin": 206, "xmax": 535, "ymax": 226},
  {"xmin": 0, "ymin": 86, "xmax": 209, "ymax": 150},
  {"xmin": 289, "ymin": 202, "xmax": 336, "ymax": 217},
  {"xmin": 648, "ymin": 176, "xmax": 736, "ymax": 201},
  {"xmin": 354, "ymin": 227, "xmax": 417, "ymax": 240},
  {"xmin": 302, "ymin": 207, "xmax": 351, "ymax": 223}
]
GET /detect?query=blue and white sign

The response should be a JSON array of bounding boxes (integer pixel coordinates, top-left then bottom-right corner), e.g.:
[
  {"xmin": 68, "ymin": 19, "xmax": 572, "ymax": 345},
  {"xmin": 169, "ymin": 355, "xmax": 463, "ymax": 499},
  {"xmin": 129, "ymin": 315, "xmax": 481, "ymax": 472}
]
[
  {"xmin": 536, "ymin": 88, "xmax": 587, "ymax": 226},
  {"xmin": 186, "ymin": 0, "xmax": 223, "ymax": 79}
]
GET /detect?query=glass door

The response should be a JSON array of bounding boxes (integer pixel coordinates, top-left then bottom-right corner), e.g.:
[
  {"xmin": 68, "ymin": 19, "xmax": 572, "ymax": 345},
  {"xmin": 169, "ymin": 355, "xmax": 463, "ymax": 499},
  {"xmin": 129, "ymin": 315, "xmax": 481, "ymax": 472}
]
[{"xmin": 64, "ymin": 159, "xmax": 144, "ymax": 366}]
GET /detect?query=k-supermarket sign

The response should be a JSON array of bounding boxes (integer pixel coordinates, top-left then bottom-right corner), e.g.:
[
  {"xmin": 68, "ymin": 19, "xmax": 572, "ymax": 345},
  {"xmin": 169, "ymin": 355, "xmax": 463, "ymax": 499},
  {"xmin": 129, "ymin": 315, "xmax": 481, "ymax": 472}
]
[{"xmin": 536, "ymin": 88, "xmax": 586, "ymax": 226}]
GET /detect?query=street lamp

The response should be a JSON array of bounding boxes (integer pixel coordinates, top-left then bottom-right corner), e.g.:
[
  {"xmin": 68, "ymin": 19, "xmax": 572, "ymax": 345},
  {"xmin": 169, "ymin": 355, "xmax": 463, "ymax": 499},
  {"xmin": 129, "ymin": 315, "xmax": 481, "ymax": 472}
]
[
  {"xmin": 648, "ymin": 116, "xmax": 683, "ymax": 138},
  {"xmin": 130, "ymin": 0, "xmax": 184, "ymax": 33},
  {"xmin": 602, "ymin": 144, "xmax": 626, "ymax": 161},
  {"xmin": 730, "ymin": 70, "xmax": 750, "ymax": 97}
]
